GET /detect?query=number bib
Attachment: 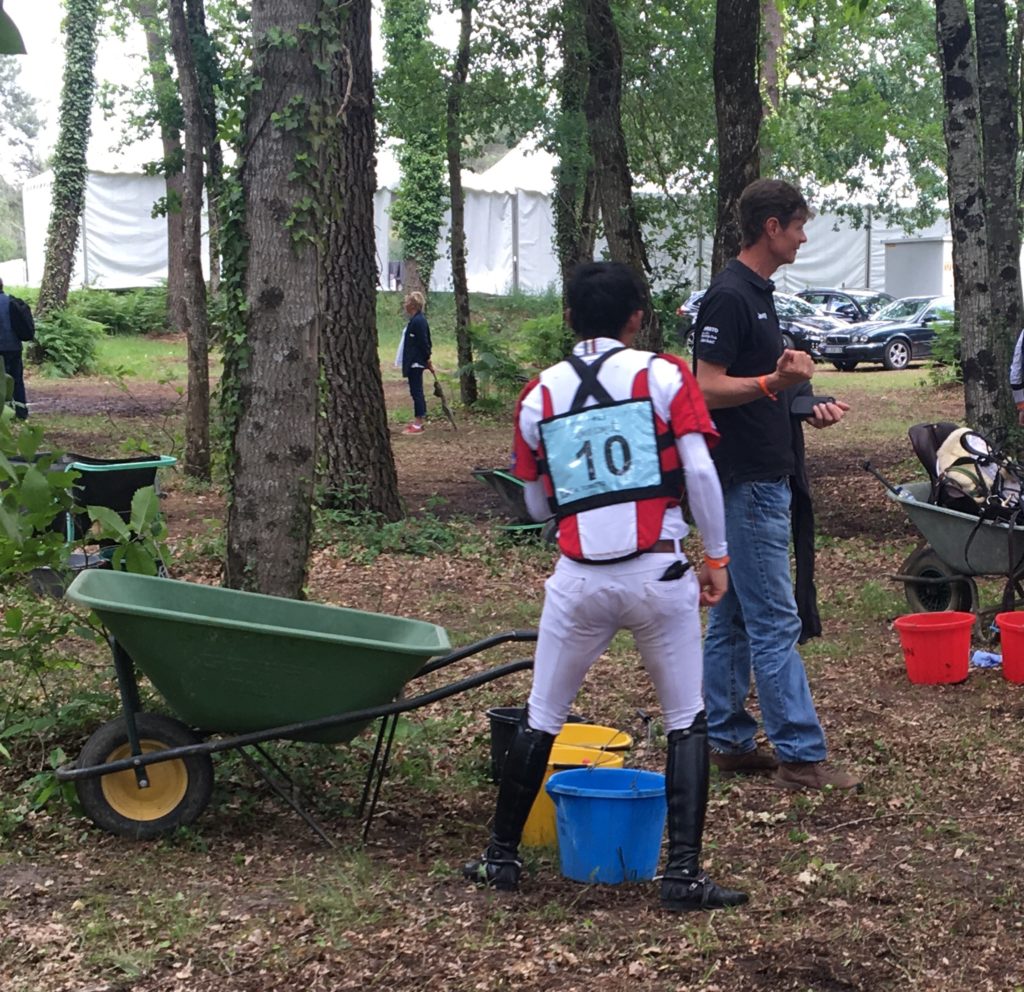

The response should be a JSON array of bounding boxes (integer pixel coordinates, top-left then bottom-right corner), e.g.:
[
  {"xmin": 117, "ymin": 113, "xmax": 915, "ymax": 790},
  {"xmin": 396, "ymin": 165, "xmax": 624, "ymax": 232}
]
[{"xmin": 539, "ymin": 398, "xmax": 668, "ymax": 514}]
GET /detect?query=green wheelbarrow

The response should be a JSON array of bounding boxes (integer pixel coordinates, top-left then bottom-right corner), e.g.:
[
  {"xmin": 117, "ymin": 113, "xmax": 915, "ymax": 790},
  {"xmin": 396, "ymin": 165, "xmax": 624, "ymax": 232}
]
[{"xmin": 58, "ymin": 570, "xmax": 536, "ymax": 843}]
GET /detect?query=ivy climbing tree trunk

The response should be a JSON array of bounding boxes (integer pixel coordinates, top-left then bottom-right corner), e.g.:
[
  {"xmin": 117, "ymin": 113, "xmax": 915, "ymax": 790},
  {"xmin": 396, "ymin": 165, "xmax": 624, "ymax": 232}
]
[
  {"xmin": 711, "ymin": 0, "xmax": 761, "ymax": 276},
  {"xmin": 36, "ymin": 0, "xmax": 99, "ymax": 317},
  {"xmin": 974, "ymin": 0, "xmax": 1022, "ymax": 438},
  {"xmin": 380, "ymin": 0, "xmax": 447, "ymax": 299},
  {"xmin": 580, "ymin": 0, "xmax": 659, "ymax": 352},
  {"xmin": 225, "ymin": 0, "xmax": 321, "ymax": 597},
  {"xmin": 319, "ymin": 0, "xmax": 403, "ymax": 521},
  {"xmin": 446, "ymin": 0, "xmax": 476, "ymax": 405},
  {"xmin": 935, "ymin": 0, "xmax": 993, "ymax": 434},
  {"xmin": 555, "ymin": 0, "xmax": 598, "ymax": 324},
  {"xmin": 167, "ymin": 0, "xmax": 211, "ymax": 481},
  {"xmin": 135, "ymin": 0, "xmax": 186, "ymax": 335}
]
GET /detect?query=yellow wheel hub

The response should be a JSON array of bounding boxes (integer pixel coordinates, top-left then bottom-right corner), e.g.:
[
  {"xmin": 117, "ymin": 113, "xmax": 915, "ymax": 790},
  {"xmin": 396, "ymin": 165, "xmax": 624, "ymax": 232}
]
[{"xmin": 100, "ymin": 740, "xmax": 189, "ymax": 822}]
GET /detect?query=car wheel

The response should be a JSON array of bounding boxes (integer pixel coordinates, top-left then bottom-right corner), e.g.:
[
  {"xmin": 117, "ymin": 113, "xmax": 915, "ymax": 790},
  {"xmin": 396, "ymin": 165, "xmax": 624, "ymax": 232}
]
[
  {"xmin": 780, "ymin": 332, "xmax": 795, "ymax": 351},
  {"xmin": 882, "ymin": 338, "xmax": 911, "ymax": 370},
  {"xmin": 832, "ymin": 360, "xmax": 858, "ymax": 372}
]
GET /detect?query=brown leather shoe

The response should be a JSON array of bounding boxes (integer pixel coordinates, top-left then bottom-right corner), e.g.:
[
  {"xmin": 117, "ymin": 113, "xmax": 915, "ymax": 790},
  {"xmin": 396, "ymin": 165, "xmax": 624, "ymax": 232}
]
[
  {"xmin": 775, "ymin": 760, "xmax": 861, "ymax": 792},
  {"xmin": 710, "ymin": 747, "xmax": 779, "ymax": 776}
]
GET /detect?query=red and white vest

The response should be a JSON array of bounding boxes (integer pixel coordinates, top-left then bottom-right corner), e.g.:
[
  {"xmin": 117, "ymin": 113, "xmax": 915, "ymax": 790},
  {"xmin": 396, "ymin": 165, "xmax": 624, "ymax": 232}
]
[{"xmin": 524, "ymin": 346, "xmax": 686, "ymax": 562}]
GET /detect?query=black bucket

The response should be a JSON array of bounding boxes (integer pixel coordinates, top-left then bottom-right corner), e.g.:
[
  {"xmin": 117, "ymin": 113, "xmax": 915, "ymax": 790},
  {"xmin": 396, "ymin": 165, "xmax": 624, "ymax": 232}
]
[{"xmin": 486, "ymin": 706, "xmax": 585, "ymax": 783}]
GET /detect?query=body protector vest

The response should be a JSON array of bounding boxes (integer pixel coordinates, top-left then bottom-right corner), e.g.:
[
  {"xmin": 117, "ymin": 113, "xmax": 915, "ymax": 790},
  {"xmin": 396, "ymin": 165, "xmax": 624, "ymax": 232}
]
[{"xmin": 535, "ymin": 347, "xmax": 684, "ymax": 562}]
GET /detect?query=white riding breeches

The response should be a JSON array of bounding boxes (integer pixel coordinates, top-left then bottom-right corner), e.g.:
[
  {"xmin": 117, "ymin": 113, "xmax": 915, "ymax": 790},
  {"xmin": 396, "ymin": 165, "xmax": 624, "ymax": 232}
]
[{"xmin": 526, "ymin": 553, "xmax": 705, "ymax": 736}]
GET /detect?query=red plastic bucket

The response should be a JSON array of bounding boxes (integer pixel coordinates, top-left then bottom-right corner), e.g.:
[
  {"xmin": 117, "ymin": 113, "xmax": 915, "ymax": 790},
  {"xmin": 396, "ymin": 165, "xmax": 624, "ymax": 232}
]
[
  {"xmin": 892, "ymin": 611, "xmax": 973, "ymax": 684},
  {"xmin": 995, "ymin": 612, "xmax": 1024, "ymax": 683}
]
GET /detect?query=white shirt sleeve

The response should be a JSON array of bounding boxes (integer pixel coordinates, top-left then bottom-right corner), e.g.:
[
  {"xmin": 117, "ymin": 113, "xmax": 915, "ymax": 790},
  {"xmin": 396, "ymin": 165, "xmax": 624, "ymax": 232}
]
[
  {"xmin": 677, "ymin": 431, "xmax": 727, "ymax": 560},
  {"xmin": 523, "ymin": 478, "xmax": 551, "ymax": 522},
  {"xmin": 1011, "ymin": 329, "xmax": 1024, "ymax": 406}
]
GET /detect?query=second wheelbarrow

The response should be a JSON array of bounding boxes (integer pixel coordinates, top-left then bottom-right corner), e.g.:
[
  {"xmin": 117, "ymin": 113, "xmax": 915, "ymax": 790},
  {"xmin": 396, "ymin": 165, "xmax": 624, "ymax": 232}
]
[{"xmin": 58, "ymin": 569, "xmax": 537, "ymax": 842}]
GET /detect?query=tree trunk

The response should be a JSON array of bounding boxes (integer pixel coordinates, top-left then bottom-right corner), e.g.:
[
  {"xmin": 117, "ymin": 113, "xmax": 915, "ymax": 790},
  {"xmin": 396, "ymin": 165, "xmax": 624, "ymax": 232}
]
[
  {"xmin": 555, "ymin": 0, "xmax": 598, "ymax": 327},
  {"xmin": 187, "ymin": 0, "xmax": 223, "ymax": 295},
  {"xmin": 319, "ymin": 0, "xmax": 403, "ymax": 521},
  {"xmin": 446, "ymin": 0, "xmax": 476, "ymax": 405},
  {"xmin": 136, "ymin": 1, "xmax": 186, "ymax": 334},
  {"xmin": 225, "ymin": 0, "xmax": 321, "ymax": 596},
  {"xmin": 761, "ymin": 0, "xmax": 782, "ymax": 113},
  {"xmin": 36, "ymin": 0, "xmax": 98, "ymax": 317},
  {"xmin": 167, "ymin": 0, "xmax": 211, "ymax": 480},
  {"xmin": 402, "ymin": 257, "xmax": 425, "ymax": 298},
  {"xmin": 935, "ymin": 0, "xmax": 991, "ymax": 432},
  {"xmin": 581, "ymin": 0, "xmax": 659, "ymax": 351},
  {"xmin": 975, "ymin": 0, "xmax": 1022, "ymax": 438},
  {"xmin": 711, "ymin": 0, "xmax": 761, "ymax": 275}
]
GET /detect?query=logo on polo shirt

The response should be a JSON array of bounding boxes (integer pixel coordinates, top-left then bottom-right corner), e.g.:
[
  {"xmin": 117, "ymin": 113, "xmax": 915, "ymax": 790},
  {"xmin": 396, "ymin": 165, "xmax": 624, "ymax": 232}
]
[
  {"xmin": 757, "ymin": 312, "xmax": 768, "ymax": 320},
  {"xmin": 700, "ymin": 326, "xmax": 719, "ymax": 344}
]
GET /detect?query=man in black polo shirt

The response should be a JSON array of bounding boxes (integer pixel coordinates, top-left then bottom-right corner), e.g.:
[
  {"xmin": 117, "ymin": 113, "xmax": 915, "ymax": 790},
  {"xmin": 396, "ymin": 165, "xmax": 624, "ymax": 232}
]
[{"xmin": 693, "ymin": 178, "xmax": 859, "ymax": 792}]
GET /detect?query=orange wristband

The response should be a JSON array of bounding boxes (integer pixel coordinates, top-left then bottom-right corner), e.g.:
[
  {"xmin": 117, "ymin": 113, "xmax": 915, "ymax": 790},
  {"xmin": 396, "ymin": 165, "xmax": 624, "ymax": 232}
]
[
  {"xmin": 757, "ymin": 375, "xmax": 777, "ymax": 400},
  {"xmin": 705, "ymin": 555, "xmax": 730, "ymax": 569}
]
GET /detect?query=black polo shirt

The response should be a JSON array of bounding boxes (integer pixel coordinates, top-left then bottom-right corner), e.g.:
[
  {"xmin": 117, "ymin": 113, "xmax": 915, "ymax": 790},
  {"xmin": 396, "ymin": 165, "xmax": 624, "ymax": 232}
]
[{"xmin": 693, "ymin": 259, "xmax": 795, "ymax": 487}]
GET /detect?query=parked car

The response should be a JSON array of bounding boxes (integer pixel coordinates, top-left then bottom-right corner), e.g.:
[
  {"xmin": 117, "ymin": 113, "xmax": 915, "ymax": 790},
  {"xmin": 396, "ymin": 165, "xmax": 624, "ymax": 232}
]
[
  {"xmin": 817, "ymin": 295, "xmax": 955, "ymax": 371},
  {"xmin": 676, "ymin": 290, "xmax": 843, "ymax": 357},
  {"xmin": 675, "ymin": 290, "xmax": 706, "ymax": 347},
  {"xmin": 774, "ymin": 293, "xmax": 847, "ymax": 357},
  {"xmin": 796, "ymin": 287, "xmax": 895, "ymax": 323}
]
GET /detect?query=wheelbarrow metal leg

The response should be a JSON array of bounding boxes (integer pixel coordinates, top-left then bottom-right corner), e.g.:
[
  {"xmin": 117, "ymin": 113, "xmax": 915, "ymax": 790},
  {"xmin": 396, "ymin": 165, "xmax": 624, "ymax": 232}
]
[
  {"xmin": 111, "ymin": 640, "xmax": 149, "ymax": 790},
  {"xmin": 238, "ymin": 745, "xmax": 336, "ymax": 848},
  {"xmin": 358, "ymin": 716, "xmax": 390, "ymax": 818},
  {"xmin": 361, "ymin": 713, "xmax": 401, "ymax": 842}
]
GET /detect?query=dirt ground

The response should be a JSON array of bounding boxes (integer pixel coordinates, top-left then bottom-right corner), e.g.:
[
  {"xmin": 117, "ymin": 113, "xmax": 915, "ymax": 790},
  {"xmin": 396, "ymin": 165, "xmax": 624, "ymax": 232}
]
[{"xmin": 5, "ymin": 367, "xmax": 1024, "ymax": 992}]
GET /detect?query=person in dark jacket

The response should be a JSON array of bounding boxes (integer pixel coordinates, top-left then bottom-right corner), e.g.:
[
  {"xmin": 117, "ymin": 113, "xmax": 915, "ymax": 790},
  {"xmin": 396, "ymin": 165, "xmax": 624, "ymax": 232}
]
[
  {"xmin": 399, "ymin": 291, "xmax": 433, "ymax": 435},
  {"xmin": 0, "ymin": 278, "xmax": 28, "ymax": 420}
]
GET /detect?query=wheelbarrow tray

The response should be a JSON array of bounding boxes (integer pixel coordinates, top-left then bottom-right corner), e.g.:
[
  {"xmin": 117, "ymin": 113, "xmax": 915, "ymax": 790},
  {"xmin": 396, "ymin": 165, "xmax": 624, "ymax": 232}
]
[
  {"xmin": 471, "ymin": 467, "xmax": 543, "ymax": 534},
  {"xmin": 65, "ymin": 570, "xmax": 450, "ymax": 743},
  {"xmin": 888, "ymin": 482, "xmax": 1024, "ymax": 576}
]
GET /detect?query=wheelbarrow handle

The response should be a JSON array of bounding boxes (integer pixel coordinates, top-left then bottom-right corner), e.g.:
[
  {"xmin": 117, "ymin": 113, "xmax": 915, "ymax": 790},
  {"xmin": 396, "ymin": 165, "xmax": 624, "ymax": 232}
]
[
  {"xmin": 417, "ymin": 629, "xmax": 539, "ymax": 676},
  {"xmin": 862, "ymin": 460, "xmax": 915, "ymax": 499},
  {"xmin": 57, "ymin": 658, "xmax": 537, "ymax": 783}
]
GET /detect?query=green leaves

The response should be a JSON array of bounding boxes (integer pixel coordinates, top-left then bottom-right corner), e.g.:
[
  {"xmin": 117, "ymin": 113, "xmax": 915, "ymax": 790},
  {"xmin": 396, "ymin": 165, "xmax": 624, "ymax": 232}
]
[
  {"xmin": 86, "ymin": 485, "xmax": 170, "ymax": 577},
  {"xmin": 0, "ymin": 423, "xmax": 75, "ymax": 580}
]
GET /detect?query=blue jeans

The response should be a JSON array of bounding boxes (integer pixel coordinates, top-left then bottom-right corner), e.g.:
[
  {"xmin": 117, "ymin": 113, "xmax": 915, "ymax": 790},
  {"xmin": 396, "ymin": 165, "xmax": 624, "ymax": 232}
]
[
  {"xmin": 702, "ymin": 478, "xmax": 826, "ymax": 763},
  {"xmin": 406, "ymin": 367, "xmax": 426, "ymax": 418}
]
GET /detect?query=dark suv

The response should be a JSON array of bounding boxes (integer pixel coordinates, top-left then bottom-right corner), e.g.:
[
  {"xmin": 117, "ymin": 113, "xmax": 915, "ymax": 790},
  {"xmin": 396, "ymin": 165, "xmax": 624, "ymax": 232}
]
[{"xmin": 796, "ymin": 288, "xmax": 894, "ymax": 323}]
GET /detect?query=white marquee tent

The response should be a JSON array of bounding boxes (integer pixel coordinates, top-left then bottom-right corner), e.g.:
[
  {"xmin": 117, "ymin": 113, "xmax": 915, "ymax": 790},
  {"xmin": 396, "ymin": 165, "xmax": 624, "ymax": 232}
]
[{"xmin": 20, "ymin": 141, "xmax": 950, "ymax": 297}]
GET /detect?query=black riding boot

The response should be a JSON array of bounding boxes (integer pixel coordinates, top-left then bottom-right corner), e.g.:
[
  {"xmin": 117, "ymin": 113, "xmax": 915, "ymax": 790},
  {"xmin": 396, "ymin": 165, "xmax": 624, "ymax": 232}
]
[
  {"xmin": 463, "ymin": 713, "xmax": 555, "ymax": 891},
  {"xmin": 660, "ymin": 711, "xmax": 749, "ymax": 912}
]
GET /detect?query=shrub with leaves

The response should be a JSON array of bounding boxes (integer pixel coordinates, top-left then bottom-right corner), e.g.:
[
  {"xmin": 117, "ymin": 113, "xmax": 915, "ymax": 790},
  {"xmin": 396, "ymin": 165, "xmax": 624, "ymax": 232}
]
[
  {"xmin": 928, "ymin": 317, "xmax": 962, "ymax": 385},
  {"xmin": 86, "ymin": 485, "xmax": 171, "ymax": 576},
  {"xmin": 0, "ymin": 409, "xmax": 76, "ymax": 581},
  {"xmin": 67, "ymin": 287, "xmax": 170, "ymax": 336},
  {"xmin": 30, "ymin": 308, "xmax": 103, "ymax": 376}
]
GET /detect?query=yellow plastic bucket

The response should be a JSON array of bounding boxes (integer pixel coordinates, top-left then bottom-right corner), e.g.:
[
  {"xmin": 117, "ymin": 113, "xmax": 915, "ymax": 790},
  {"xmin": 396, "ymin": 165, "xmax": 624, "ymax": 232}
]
[
  {"xmin": 554, "ymin": 722, "xmax": 633, "ymax": 753},
  {"xmin": 521, "ymin": 745, "xmax": 624, "ymax": 848}
]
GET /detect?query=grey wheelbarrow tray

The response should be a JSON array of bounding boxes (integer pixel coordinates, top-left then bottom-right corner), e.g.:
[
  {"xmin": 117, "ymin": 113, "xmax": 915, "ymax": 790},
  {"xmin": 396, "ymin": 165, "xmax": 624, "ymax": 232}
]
[
  {"xmin": 58, "ymin": 569, "xmax": 536, "ymax": 843},
  {"xmin": 886, "ymin": 481, "xmax": 1024, "ymax": 616}
]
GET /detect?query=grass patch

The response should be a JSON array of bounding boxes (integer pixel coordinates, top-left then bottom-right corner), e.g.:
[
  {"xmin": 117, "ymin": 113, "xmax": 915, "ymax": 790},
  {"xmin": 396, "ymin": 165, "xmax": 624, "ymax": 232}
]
[{"xmin": 94, "ymin": 335, "xmax": 196, "ymax": 381}]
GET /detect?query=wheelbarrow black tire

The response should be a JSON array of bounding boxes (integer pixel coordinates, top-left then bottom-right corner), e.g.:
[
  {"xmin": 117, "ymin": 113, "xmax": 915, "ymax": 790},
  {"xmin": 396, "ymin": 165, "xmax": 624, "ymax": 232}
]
[
  {"xmin": 901, "ymin": 547, "xmax": 972, "ymax": 613},
  {"xmin": 75, "ymin": 713, "xmax": 213, "ymax": 840}
]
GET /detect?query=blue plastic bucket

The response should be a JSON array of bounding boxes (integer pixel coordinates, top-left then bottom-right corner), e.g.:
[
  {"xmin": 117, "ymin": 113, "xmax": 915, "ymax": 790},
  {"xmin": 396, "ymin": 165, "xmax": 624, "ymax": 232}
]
[{"xmin": 546, "ymin": 767, "xmax": 667, "ymax": 884}]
